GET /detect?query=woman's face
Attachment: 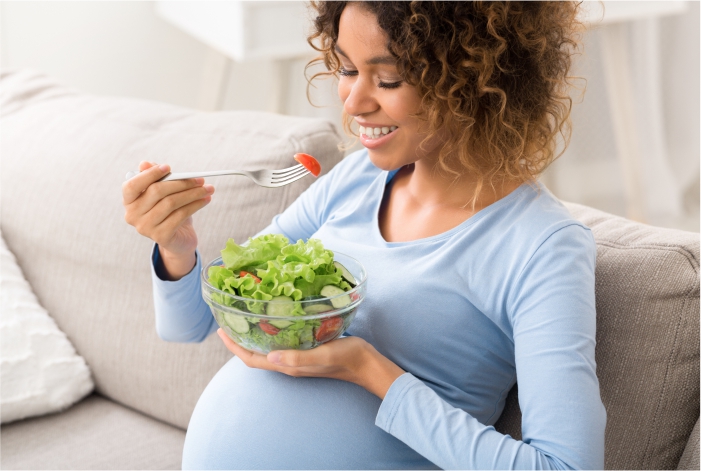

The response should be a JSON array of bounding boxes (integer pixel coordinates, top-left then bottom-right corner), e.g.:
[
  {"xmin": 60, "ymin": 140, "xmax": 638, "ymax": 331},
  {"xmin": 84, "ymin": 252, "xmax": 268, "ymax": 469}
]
[{"xmin": 336, "ymin": 4, "xmax": 439, "ymax": 171}]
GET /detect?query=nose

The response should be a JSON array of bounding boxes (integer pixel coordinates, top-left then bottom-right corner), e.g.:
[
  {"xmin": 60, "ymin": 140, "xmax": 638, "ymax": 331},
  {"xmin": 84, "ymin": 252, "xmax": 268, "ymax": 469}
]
[{"xmin": 339, "ymin": 75, "xmax": 378, "ymax": 118}]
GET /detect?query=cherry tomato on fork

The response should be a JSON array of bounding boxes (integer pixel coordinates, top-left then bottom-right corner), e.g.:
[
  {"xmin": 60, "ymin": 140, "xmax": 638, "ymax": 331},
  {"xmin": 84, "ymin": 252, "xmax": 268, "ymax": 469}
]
[{"xmin": 294, "ymin": 153, "xmax": 321, "ymax": 177}]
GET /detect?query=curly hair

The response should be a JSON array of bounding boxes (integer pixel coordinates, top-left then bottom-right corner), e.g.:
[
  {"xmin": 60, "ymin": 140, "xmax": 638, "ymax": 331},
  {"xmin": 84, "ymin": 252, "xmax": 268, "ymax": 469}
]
[{"xmin": 306, "ymin": 1, "xmax": 583, "ymax": 195}]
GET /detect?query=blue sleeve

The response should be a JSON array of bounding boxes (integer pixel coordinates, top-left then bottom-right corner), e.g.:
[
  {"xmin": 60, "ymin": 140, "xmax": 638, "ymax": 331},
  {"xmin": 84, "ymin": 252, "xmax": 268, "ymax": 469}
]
[
  {"xmin": 151, "ymin": 244, "xmax": 218, "ymax": 342},
  {"xmin": 375, "ymin": 224, "xmax": 606, "ymax": 470}
]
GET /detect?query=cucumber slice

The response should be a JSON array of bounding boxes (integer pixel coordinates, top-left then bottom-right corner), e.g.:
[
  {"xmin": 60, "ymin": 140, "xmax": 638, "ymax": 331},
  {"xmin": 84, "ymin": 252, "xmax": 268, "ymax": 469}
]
[
  {"xmin": 267, "ymin": 296, "xmax": 295, "ymax": 328},
  {"xmin": 223, "ymin": 312, "xmax": 249, "ymax": 333},
  {"xmin": 301, "ymin": 295, "xmax": 333, "ymax": 314},
  {"xmin": 320, "ymin": 285, "xmax": 351, "ymax": 309},
  {"xmin": 269, "ymin": 320, "xmax": 293, "ymax": 329},
  {"xmin": 334, "ymin": 261, "xmax": 356, "ymax": 287},
  {"xmin": 303, "ymin": 303, "xmax": 333, "ymax": 315},
  {"xmin": 266, "ymin": 296, "xmax": 294, "ymax": 317}
]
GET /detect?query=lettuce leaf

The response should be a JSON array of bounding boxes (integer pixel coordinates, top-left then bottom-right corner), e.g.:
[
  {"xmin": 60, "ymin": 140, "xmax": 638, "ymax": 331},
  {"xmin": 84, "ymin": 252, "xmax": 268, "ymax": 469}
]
[
  {"xmin": 210, "ymin": 235, "xmax": 347, "ymax": 306},
  {"xmin": 220, "ymin": 234, "xmax": 289, "ymax": 271}
]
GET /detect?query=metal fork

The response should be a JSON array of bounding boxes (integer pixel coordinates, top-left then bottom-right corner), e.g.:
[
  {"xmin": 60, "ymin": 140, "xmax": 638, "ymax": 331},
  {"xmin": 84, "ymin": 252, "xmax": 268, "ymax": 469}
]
[{"xmin": 124, "ymin": 163, "xmax": 310, "ymax": 188}]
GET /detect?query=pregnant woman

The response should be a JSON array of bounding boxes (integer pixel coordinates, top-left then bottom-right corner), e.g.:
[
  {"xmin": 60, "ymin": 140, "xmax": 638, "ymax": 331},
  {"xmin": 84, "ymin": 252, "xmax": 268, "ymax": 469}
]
[{"xmin": 122, "ymin": 2, "xmax": 605, "ymax": 469}]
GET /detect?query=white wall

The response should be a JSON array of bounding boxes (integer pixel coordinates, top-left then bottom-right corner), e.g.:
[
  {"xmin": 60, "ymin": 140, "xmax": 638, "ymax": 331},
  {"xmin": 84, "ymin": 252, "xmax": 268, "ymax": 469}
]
[
  {"xmin": 0, "ymin": 1, "xmax": 214, "ymax": 109},
  {"xmin": 1, "ymin": 1, "xmax": 698, "ymax": 231}
]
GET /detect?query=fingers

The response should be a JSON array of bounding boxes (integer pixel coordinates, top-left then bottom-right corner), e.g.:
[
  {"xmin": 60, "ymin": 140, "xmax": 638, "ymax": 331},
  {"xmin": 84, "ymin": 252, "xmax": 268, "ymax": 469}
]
[
  {"xmin": 138, "ymin": 161, "xmax": 155, "ymax": 172},
  {"xmin": 147, "ymin": 193, "xmax": 212, "ymax": 240},
  {"xmin": 141, "ymin": 182, "xmax": 214, "ymax": 227},
  {"xmin": 123, "ymin": 159, "xmax": 215, "ymax": 242},
  {"xmin": 217, "ymin": 328, "xmax": 247, "ymax": 356},
  {"xmin": 122, "ymin": 163, "xmax": 171, "ymax": 205},
  {"xmin": 269, "ymin": 349, "xmax": 308, "ymax": 367},
  {"xmin": 217, "ymin": 329, "xmax": 271, "ymax": 367}
]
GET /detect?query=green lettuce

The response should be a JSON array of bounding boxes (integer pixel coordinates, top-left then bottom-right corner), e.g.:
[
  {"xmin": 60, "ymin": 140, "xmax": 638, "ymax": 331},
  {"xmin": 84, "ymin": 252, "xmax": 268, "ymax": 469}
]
[{"xmin": 209, "ymin": 234, "xmax": 347, "ymax": 304}]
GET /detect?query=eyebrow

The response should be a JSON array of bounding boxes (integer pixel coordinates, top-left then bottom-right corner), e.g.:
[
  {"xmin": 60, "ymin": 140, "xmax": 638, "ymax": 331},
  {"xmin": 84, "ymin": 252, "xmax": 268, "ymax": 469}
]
[{"xmin": 334, "ymin": 45, "xmax": 396, "ymax": 66}]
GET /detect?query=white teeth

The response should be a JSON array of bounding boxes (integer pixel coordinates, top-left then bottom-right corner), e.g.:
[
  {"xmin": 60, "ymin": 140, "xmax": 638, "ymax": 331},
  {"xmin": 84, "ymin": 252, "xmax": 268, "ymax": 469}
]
[{"xmin": 358, "ymin": 125, "xmax": 398, "ymax": 139}]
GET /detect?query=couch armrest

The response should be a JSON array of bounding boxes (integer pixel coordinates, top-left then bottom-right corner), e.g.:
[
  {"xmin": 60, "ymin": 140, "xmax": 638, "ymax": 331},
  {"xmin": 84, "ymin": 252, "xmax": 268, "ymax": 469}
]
[{"xmin": 678, "ymin": 417, "xmax": 700, "ymax": 470}]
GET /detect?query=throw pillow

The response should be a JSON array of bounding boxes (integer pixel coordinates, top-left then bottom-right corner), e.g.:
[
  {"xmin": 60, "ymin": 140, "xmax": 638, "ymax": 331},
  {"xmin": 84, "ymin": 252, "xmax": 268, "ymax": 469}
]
[{"xmin": 0, "ymin": 232, "xmax": 94, "ymax": 423}]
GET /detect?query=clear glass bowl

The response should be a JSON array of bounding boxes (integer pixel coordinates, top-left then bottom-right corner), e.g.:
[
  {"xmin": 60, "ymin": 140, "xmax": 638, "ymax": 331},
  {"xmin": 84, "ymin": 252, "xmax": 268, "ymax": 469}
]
[{"xmin": 201, "ymin": 252, "xmax": 367, "ymax": 354}]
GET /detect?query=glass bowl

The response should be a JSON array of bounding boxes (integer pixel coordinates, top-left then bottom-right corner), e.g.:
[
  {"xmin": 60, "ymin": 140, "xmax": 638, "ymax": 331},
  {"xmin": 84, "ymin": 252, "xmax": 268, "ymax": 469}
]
[{"xmin": 201, "ymin": 252, "xmax": 367, "ymax": 354}]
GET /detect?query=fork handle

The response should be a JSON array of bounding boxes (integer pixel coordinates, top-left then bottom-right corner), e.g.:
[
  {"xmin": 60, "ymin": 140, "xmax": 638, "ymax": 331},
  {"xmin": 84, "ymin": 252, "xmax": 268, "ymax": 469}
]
[{"xmin": 160, "ymin": 170, "xmax": 244, "ymax": 181}]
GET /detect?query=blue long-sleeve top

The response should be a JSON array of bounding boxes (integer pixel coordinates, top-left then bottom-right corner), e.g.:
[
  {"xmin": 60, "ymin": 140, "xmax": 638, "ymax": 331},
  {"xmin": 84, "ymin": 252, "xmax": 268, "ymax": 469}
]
[{"xmin": 151, "ymin": 149, "xmax": 606, "ymax": 470}]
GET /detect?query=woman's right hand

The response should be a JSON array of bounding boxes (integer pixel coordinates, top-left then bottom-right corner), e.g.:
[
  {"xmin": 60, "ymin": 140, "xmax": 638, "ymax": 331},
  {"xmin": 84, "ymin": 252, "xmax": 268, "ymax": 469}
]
[{"xmin": 122, "ymin": 161, "xmax": 215, "ymax": 280}]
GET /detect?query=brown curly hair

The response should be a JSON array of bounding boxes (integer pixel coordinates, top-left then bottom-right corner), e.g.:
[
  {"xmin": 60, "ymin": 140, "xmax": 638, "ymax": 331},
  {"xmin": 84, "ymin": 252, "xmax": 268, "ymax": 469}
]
[{"xmin": 306, "ymin": 1, "xmax": 583, "ymax": 194}]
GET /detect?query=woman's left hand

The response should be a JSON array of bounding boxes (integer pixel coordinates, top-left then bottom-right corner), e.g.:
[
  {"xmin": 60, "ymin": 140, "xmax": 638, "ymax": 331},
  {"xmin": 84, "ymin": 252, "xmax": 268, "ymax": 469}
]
[{"xmin": 217, "ymin": 328, "xmax": 404, "ymax": 399}]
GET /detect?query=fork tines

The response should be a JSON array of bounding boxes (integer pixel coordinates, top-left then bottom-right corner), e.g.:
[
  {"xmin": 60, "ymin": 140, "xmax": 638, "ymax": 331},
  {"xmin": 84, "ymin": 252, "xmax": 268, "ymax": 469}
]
[{"xmin": 272, "ymin": 164, "xmax": 308, "ymax": 182}]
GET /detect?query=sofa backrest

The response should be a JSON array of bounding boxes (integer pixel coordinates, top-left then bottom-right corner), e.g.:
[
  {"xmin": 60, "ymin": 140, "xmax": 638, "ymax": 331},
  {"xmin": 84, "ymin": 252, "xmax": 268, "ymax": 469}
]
[
  {"xmin": 494, "ymin": 202, "xmax": 700, "ymax": 470},
  {"xmin": 0, "ymin": 69, "xmax": 345, "ymax": 430}
]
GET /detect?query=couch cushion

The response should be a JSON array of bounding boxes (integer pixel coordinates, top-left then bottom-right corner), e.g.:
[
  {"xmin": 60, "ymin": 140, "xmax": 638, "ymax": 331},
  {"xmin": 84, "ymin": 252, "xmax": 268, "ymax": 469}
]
[
  {"xmin": 0, "ymin": 394, "xmax": 185, "ymax": 470},
  {"xmin": 495, "ymin": 202, "xmax": 700, "ymax": 470},
  {"xmin": 678, "ymin": 418, "xmax": 700, "ymax": 470},
  {"xmin": 0, "ymin": 69, "xmax": 344, "ymax": 430},
  {"xmin": 1, "ymin": 231, "xmax": 94, "ymax": 424}
]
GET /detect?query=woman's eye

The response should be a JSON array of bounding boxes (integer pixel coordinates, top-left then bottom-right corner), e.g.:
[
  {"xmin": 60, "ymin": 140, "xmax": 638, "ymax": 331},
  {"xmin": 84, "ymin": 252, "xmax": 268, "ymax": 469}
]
[
  {"xmin": 339, "ymin": 67, "xmax": 402, "ymax": 90},
  {"xmin": 378, "ymin": 80, "xmax": 403, "ymax": 89}
]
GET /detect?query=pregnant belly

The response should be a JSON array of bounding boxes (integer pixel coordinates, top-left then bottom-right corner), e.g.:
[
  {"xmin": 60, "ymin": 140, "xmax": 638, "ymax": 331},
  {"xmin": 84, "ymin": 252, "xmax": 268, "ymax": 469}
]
[{"xmin": 182, "ymin": 357, "xmax": 437, "ymax": 470}]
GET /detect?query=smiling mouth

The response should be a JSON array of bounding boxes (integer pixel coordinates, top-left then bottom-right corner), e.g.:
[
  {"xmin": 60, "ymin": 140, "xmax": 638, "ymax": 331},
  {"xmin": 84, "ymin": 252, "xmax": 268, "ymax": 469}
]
[{"xmin": 359, "ymin": 125, "xmax": 397, "ymax": 140}]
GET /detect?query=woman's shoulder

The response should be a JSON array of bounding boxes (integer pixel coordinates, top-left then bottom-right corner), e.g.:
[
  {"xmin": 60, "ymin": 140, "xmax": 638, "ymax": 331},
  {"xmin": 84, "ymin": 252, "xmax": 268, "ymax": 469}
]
[{"xmin": 492, "ymin": 181, "xmax": 595, "ymax": 256}]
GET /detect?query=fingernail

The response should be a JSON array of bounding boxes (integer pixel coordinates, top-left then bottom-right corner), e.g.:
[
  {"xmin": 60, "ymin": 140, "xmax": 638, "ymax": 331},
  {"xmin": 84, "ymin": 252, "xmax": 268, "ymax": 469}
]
[
  {"xmin": 159, "ymin": 164, "xmax": 170, "ymax": 173},
  {"xmin": 268, "ymin": 351, "xmax": 282, "ymax": 364},
  {"xmin": 204, "ymin": 184, "xmax": 215, "ymax": 194}
]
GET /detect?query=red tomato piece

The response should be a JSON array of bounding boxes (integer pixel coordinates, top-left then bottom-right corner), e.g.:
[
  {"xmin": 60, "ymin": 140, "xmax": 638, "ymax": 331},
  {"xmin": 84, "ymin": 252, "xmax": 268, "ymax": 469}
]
[
  {"xmin": 314, "ymin": 317, "xmax": 344, "ymax": 343},
  {"xmin": 240, "ymin": 271, "xmax": 261, "ymax": 283},
  {"xmin": 259, "ymin": 321, "xmax": 280, "ymax": 336},
  {"xmin": 294, "ymin": 153, "xmax": 321, "ymax": 177}
]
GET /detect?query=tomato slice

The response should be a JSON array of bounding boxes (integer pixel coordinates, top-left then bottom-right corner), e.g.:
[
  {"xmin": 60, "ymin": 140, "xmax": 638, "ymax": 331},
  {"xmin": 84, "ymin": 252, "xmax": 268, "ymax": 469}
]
[
  {"xmin": 314, "ymin": 317, "xmax": 344, "ymax": 343},
  {"xmin": 240, "ymin": 271, "xmax": 261, "ymax": 283},
  {"xmin": 259, "ymin": 321, "xmax": 280, "ymax": 336},
  {"xmin": 294, "ymin": 153, "xmax": 321, "ymax": 177}
]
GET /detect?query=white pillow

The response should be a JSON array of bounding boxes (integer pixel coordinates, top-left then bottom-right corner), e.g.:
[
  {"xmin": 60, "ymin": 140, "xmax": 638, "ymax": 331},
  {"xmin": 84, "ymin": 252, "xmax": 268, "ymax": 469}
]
[{"xmin": 0, "ymin": 232, "xmax": 94, "ymax": 423}]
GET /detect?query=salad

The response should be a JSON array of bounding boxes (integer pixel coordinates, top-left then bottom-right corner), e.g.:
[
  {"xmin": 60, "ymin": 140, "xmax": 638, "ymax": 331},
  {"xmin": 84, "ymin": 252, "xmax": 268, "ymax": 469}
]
[{"xmin": 204, "ymin": 234, "xmax": 362, "ymax": 352}]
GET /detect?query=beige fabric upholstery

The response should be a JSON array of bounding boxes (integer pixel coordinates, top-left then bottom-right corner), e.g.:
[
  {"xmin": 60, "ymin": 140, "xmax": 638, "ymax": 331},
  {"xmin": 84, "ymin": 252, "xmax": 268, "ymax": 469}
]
[
  {"xmin": 0, "ymin": 394, "xmax": 185, "ymax": 470},
  {"xmin": 495, "ymin": 202, "xmax": 700, "ymax": 470},
  {"xmin": 0, "ymin": 69, "xmax": 344, "ymax": 430},
  {"xmin": 678, "ymin": 418, "xmax": 700, "ymax": 470}
]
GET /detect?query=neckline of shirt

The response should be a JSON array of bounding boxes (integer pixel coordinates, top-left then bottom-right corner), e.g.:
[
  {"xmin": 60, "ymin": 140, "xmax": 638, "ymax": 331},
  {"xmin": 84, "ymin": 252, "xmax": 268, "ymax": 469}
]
[{"xmin": 373, "ymin": 166, "xmax": 532, "ymax": 247}]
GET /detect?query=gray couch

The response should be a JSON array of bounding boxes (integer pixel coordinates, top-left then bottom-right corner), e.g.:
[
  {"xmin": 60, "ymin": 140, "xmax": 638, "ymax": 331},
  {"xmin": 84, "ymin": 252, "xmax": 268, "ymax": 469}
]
[{"xmin": 1, "ymin": 69, "xmax": 698, "ymax": 470}]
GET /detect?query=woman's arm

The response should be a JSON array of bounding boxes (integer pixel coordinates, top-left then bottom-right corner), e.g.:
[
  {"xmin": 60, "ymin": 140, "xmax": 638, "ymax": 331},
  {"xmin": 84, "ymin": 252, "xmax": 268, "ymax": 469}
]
[
  {"xmin": 373, "ymin": 225, "xmax": 606, "ymax": 469},
  {"xmin": 151, "ymin": 246, "xmax": 217, "ymax": 342}
]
